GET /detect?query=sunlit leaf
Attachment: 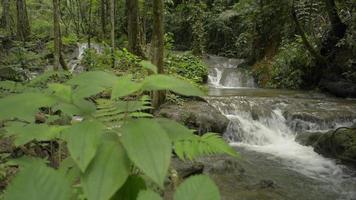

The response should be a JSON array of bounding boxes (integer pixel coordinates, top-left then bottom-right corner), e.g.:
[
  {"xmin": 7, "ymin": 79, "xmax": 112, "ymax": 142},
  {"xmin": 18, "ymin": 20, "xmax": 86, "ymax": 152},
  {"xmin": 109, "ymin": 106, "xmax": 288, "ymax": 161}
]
[
  {"xmin": 137, "ymin": 190, "xmax": 162, "ymax": 200},
  {"xmin": 120, "ymin": 118, "xmax": 172, "ymax": 187},
  {"xmin": 142, "ymin": 75, "xmax": 204, "ymax": 96},
  {"xmin": 82, "ymin": 140, "xmax": 130, "ymax": 200},
  {"xmin": 174, "ymin": 175, "xmax": 220, "ymax": 200},
  {"xmin": 63, "ymin": 120, "xmax": 103, "ymax": 172},
  {"xmin": 111, "ymin": 74, "xmax": 142, "ymax": 99},
  {"xmin": 0, "ymin": 92, "xmax": 55, "ymax": 121},
  {"xmin": 5, "ymin": 124, "xmax": 67, "ymax": 146},
  {"xmin": 3, "ymin": 161, "xmax": 72, "ymax": 200},
  {"xmin": 140, "ymin": 60, "xmax": 157, "ymax": 73}
]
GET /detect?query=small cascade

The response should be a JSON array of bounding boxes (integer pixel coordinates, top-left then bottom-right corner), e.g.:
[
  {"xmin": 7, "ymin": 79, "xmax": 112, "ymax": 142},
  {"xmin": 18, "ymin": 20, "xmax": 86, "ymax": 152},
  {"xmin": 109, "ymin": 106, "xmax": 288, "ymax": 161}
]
[
  {"xmin": 68, "ymin": 43, "xmax": 103, "ymax": 73},
  {"xmin": 207, "ymin": 96, "xmax": 356, "ymax": 199},
  {"xmin": 205, "ymin": 55, "xmax": 256, "ymax": 88},
  {"xmin": 205, "ymin": 55, "xmax": 356, "ymax": 199}
]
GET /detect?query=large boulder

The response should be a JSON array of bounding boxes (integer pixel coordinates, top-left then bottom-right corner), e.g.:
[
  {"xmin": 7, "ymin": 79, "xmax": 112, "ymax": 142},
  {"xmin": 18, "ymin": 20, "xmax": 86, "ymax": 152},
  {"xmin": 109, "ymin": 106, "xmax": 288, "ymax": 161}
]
[
  {"xmin": 320, "ymin": 79, "xmax": 356, "ymax": 98},
  {"xmin": 296, "ymin": 128, "xmax": 356, "ymax": 167},
  {"xmin": 165, "ymin": 155, "xmax": 284, "ymax": 200},
  {"xmin": 155, "ymin": 100, "xmax": 229, "ymax": 135}
]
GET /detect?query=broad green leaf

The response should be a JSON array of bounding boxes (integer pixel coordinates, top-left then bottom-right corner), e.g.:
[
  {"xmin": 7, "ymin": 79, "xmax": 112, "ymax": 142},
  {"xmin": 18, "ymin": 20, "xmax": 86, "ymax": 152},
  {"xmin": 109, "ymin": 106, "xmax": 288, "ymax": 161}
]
[
  {"xmin": 140, "ymin": 60, "xmax": 157, "ymax": 73},
  {"xmin": 0, "ymin": 92, "xmax": 55, "ymax": 121},
  {"xmin": 137, "ymin": 190, "xmax": 162, "ymax": 200},
  {"xmin": 67, "ymin": 71, "xmax": 117, "ymax": 88},
  {"xmin": 64, "ymin": 121, "xmax": 103, "ymax": 172},
  {"xmin": 73, "ymin": 85, "xmax": 106, "ymax": 99},
  {"xmin": 6, "ymin": 156, "xmax": 48, "ymax": 168},
  {"xmin": 111, "ymin": 74, "xmax": 142, "ymax": 99},
  {"xmin": 112, "ymin": 175, "xmax": 146, "ymax": 200},
  {"xmin": 3, "ymin": 160, "xmax": 72, "ymax": 200},
  {"xmin": 48, "ymin": 83, "xmax": 72, "ymax": 103},
  {"xmin": 82, "ymin": 140, "xmax": 130, "ymax": 200},
  {"xmin": 121, "ymin": 118, "xmax": 172, "ymax": 187},
  {"xmin": 58, "ymin": 157, "xmax": 81, "ymax": 184},
  {"xmin": 67, "ymin": 71, "xmax": 117, "ymax": 98},
  {"xmin": 5, "ymin": 124, "xmax": 67, "ymax": 146},
  {"xmin": 142, "ymin": 75, "xmax": 204, "ymax": 96},
  {"xmin": 174, "ymin": 175, "xmax": 220, "ymax": 200},
  {"xmin": 156, "ymin": 118, "xmax": 195, "ymax": 141}
]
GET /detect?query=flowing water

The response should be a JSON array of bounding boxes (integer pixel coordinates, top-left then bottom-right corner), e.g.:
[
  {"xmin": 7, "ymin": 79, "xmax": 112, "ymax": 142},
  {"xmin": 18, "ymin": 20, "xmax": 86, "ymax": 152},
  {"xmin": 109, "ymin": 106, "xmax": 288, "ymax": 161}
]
[{"xmin": 204, "ymin": 55, "xmax": 356, "ymax": 200}]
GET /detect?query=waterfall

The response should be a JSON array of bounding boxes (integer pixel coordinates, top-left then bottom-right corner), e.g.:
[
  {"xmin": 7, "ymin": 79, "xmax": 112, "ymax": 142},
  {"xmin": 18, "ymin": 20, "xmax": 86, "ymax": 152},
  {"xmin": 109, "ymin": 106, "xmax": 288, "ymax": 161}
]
[
  {"xmin": 205, "ymin": 55, "xmax": 256, "ymax": 88},
  {"xmin": 205, "ymin": 55, "xmax": 356, "ymax": 199}
]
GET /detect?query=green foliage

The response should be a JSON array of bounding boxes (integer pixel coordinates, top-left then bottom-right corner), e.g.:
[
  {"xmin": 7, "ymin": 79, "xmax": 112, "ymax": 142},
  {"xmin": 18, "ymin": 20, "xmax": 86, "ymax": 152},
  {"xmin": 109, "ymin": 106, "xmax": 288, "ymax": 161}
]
[
  {"xmin": 165, "ymin": 53, "xmax": 208, "ymax": 84},
  {"xmin": 121, "ymin": 118, "xmax": 172, "ymax": 187},
  {"xmin": 82, "ymin": 140, "xmax": 130, "ymax": 200},
  {"xmin": 3, "ymin": 160, "xmax": 71, "ymax": 200},
  {"xmin": 253, "ymin": 37, "xmax": 314, "ymax": 89},
  {"xmin": 174, "ymin": 175, "xmax": 220, "ymax": 200},
  {"xmin": 137, "ymin": 190, "xmax": 162, "ymax": 200},
  {"xmin": 175, "ymin": 133, "xmax": 238, "ymax": 160},
  {"xmin": 0, "ymin": 70, "xmax": 235, "ymax": 200}
]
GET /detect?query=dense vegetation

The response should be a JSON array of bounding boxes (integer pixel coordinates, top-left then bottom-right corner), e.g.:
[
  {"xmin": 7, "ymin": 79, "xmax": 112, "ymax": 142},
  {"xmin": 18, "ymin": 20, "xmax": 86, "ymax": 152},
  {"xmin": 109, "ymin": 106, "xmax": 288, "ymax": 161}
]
[{"xmin": 0, "ymin": 0, "xmax": 355, "ymax": 199}]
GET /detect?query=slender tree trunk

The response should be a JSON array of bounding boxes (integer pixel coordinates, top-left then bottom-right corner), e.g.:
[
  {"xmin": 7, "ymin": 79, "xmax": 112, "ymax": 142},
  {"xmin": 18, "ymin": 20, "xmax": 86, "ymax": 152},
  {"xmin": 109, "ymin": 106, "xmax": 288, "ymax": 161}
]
[
  {"xmin": 152, "ymin": 0, "xmax": 165, "ymax": 109},
  {"xmin": 126, "ymin": 0, "xmax": 145, "ymax": 58},
  {"xmin": 110, "ymin": 0, "xmax": 115, "ymax": 68},
  {"xmin": 87, "ymin": 0, "xmax": 93, "ymax": 48},
  {"xmin": 16, "ymin": 0, "xmax": 31, "ymax": 41},
  {"xmin": 53, "ymin": 0, "xmax": 61, "ymax": 70},
  {"xmin": 101, "ymin": 0, "xmax": 107, "ymax": 37},
  {"xmin": 1, "ymin": 0, "xmax": 11, "ymax": 33},
  {"xmin": 53, "ymin": 0, "xmax": 68, "ymax": 71}
]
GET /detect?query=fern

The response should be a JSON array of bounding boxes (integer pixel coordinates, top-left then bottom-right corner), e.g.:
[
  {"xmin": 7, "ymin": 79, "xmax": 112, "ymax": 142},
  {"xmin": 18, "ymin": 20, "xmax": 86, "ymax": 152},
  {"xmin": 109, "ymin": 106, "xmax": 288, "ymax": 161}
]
[
  {"xmin": 94, "ymin": 95, "xmax": 152, "ymax": 128},
  {"xmin": 174, "ymin": 133, "xmax": 238, "ymax": 160}
]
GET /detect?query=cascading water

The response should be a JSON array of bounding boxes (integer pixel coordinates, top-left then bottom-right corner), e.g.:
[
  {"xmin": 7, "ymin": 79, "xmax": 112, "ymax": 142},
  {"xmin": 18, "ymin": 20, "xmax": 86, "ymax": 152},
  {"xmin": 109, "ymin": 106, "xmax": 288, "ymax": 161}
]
[
  {"xmin": 206, "ymin": 55, "xmax": 256, "ymax": 88},
  {"xmin": 204, "ymin": 56, "xmax": 356, "ymax": 199},
  {"xmin": 68, "ymin": 43, "xmax": 103, "ymax": 73}
]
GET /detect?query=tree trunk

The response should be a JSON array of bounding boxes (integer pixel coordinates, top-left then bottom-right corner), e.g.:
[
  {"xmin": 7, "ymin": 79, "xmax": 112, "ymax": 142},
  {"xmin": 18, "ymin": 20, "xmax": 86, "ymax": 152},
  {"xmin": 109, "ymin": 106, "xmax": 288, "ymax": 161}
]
[
  {"xmin": 87, "ymin": 0, "xmax": 93, "ymax": 49},
  {"xmin": 110, "ymin": 0, "xmax": 116, "ymax": 68},
  {"xmin": 53, "ymin": 0, "xmax": 61, "ymax": 70},
  {"xmin": 1, "ymin": 0, "xmax": 11, "ymax": 33},
  {"xmin": 16, "ymin": 0, "xmax": 31, "ymax": 41},
  {"xmin": 53, "ymin": 0, "xmax": 68, "ymax": 71},
  {"xmin": 320, "ymin": 0, "xmax": 347, "ymax": 66},
  {"xmin": 126, "ymin": 0, "xmax": 145, "ymax": 58},
  {"xmin": 152, "ymin": 0, "xmax": 165, "ymax": 109},
  {"xmin": 101, "ymin": 0, "xmax": 107, "ymax": 37}
]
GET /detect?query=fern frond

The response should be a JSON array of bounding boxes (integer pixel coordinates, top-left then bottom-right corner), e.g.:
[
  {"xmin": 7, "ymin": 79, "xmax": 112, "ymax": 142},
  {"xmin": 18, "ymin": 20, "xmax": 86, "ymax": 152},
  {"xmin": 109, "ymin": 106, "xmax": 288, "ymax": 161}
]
[
  {"xmin": 94, "ymin": 95, "xmax": 152, "ymax": 128},
  {"xmin": 174, "ymin": 133, "xmax": 238, "ymax": 160}
]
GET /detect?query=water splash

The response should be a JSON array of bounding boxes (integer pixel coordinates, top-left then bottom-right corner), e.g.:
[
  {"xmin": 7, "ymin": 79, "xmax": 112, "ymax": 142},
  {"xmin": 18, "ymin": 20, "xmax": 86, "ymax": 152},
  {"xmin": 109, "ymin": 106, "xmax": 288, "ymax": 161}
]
[
  {"xmin": 205, "ymin": 55, "xmax": 256, "ymax": 88},
  {"xmin": 207, "ymin": 95, "xmax": 356, "ymax": 199}
]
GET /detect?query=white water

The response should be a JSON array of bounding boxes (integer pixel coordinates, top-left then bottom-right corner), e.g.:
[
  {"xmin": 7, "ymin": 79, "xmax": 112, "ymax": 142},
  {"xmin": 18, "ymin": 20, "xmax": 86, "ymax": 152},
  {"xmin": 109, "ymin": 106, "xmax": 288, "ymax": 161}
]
[
  {"xmin": 205, "ymin": 56, "xmax": 356, "ymax": 199},
  {"xmin": 206, "ymin": 55, "xmax": 256, "ymax": 88},
  {"xmin": 68, "ymin": 43, "xmax": 103, "ymax": 73}
]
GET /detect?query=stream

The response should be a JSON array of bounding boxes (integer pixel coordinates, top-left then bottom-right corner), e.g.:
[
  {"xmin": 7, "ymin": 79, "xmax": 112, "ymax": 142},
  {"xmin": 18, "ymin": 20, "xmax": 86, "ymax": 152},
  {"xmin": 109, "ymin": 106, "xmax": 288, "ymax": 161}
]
[{"xmin": 204, "ymin": 55, "xmax": 356, "ymax": 200}]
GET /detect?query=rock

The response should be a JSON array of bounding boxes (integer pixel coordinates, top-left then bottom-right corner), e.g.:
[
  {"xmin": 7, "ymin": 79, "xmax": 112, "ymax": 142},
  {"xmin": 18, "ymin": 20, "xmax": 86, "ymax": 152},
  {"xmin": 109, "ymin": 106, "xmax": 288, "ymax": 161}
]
[
  {"xmin": 295, "ymin": 131, "xmax": 322, "ymax": 146},
  {"xmin": 283, "ymin": 104, "xmax": 356, "ymax": 132},
  {"xmin": 155, "ymin": 100, "xmax": 229, "ymax": 135},
  {"xmin": 320, "ymin": 79, "xmax": 356, "ymax": 98},
  {"xmin": 297, "ymin": 128, "xmax": 356, "ymax": 167},
  {"xmin": 167, "ymin": 155, "xmax": 284, "ymax": 200}
]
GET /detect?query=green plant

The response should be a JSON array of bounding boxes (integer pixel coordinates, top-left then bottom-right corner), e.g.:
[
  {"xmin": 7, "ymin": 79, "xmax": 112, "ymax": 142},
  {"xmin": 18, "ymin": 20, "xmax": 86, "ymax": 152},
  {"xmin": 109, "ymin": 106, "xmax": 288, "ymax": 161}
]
[
  {"xmin": 165, "ymin": 53, "xmax": 208, "ymax": 84},
  {"xmin": 0, "ymin": 69, "xmax": 237, "ymax": 200}
]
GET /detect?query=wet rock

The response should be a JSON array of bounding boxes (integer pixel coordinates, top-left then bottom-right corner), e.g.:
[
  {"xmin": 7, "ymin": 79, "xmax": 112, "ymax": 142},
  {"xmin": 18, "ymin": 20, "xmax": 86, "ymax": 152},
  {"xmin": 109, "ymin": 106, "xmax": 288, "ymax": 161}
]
[
  {"xmin": 320, "ymin": 79, "xmax": 356, "ymax": 98},
  {"xmin": 168, "ymin": 155, "xmax": 284, "ymax": 200},
  {"xmin": 297, "ymin": 128, "xmax": 356, "ymax": 167},
  {"xmin": 283, "ymin": 104, "xmax": 356, "ymax": 132},
  {"xmin": 155, "ymin": 100, "xmax": 229, "ymax": 135}
]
